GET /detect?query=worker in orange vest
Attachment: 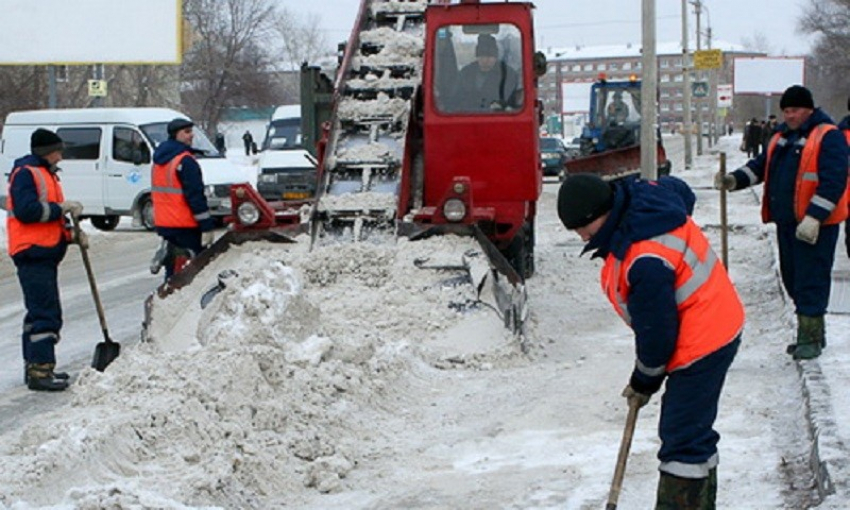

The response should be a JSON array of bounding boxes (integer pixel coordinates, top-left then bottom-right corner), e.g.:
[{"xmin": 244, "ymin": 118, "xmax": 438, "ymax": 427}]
[
  {"xmin": 151, "ymin": 118, "xmax": 215, "ymax": 279},
  {"xmin": 839, "ymin": 96, "xmax": 850, "ymax": 258},
  {"xmin": 558, "ymin": 173, "xmax": 744, "ymax": 508},
  {"xmin": 6, "ymin": 128, "xmax": 88, "ymax": 391},
  {"xmin": 716, "ymin": 85, "xmax": 848, "ymax": 360}
]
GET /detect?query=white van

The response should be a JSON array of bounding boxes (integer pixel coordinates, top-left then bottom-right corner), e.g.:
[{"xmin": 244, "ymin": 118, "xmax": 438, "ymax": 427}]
[
  {"xmin": 256, "ymin": 105, "xmax": 317, "ymax": 202},
  {"xmin": 0, "ymin": 107, "xmax": 254, "ymax": 230}
]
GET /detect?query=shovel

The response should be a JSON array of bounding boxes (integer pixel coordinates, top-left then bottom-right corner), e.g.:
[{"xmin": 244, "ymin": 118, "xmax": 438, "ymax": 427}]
[
  {"xmin": 71, "ymin": 215, "xmax": 120, "ymax": 371},
  {"xmin": 605, "ymin": 399, "xmax": 640, "ymax": 510}
]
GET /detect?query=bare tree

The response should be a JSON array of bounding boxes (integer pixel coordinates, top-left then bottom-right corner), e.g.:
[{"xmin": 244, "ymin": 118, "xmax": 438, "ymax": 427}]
[
  {"xmin": 740, "ymin": 32, "xmax": 773, "ymax": 55},
  {"xmin": 180, "ymin": 0, "xmax": 278, "ymax": 132},
  {"xmin": 274, "ymin": 8, "xmax": 330, "ymax": 68},
  {"xmin": 798, "ymin": 0, "xmax": 850, "ymax": 114}
]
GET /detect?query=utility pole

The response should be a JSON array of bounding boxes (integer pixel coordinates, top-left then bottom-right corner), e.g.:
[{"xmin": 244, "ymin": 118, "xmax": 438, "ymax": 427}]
[
  {"xmin": 681, "ymin": 0, "xmax": 692, "ymax": 169},
  {"xmin": 694, "ymin": 0, "xmax": 703, "ymax": 156},
  {"xmin": 641, "ymin": 0, "xmax": 658, "ymax": 180}
]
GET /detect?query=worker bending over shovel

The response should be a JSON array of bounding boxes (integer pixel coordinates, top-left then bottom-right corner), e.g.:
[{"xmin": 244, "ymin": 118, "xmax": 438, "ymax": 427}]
[{"xmin": 558, "ymin": 173, "xmax": 744, "ymax": 508}]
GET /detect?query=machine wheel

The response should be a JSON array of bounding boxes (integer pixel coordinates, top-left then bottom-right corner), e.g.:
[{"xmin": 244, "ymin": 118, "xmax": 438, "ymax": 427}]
[
  {"xmin": 658, "ymin": 160, "xmax": 672, "ymax": 177},
  {"xmin": 90, "ymin": 215, "xmax": 120, "ymax": 231},
  {"xmin": 140, "ymin": 196, "xmax": 155, "ymax": 231}
]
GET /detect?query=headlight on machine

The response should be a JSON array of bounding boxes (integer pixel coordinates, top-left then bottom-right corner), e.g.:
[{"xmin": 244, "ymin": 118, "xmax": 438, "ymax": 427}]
[
  {"xmin": 204, "ymin": 185, "xmax": 215, "ymax": 198},
  {"xmin": 443, "ymin": 198, "xmax": 466, "ymax": 222},
  {"xmin": 237, "ymin": 202, "xmax": 260, "ymax": 225},
  {"xmin": 259, "ymin": 174, "xmax": 276, "ymax": 183}
]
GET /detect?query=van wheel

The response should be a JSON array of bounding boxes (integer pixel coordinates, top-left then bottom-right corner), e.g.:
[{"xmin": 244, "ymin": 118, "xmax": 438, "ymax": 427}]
[
  {"xmin": 140, "ymin": 197, "xmax": 155, "ymax": 231},
  {"xmin": 90, "ymin": 215, "xmax": 120, "ymax": 231}
]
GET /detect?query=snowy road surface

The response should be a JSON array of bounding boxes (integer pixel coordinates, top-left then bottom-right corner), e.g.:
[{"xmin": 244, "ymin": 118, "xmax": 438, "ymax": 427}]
[{"xmin": 0, "ymin": 136, "xmax": 848, "ymax": 509}]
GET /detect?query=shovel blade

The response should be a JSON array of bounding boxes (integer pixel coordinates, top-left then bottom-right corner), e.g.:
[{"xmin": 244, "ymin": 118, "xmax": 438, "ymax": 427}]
[{"xmin": 92, "ymin": 341, "xmax": 120, "ymax": 372}]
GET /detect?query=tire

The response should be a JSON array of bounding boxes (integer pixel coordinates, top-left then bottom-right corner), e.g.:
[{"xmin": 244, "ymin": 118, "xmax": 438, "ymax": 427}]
[
  {"xmin": 140, "ymin": 196, "xmax": 155, "ymax": 231},
  {"xmin": 504, "ymin": 221, "xmax": 535, "ymax": 280},
  {"xmin": 90, "ymin": 215, "xmax": 120, "ymax": 231}
]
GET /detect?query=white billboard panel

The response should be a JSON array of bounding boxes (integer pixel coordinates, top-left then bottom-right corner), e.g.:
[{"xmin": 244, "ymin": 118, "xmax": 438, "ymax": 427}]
[
  {"xmin": 733, "ymin": 57, "xmax": 805, "ymax": 95},
  {"xmin": 561, "ymin": 81, "xmax": 594, "ymax": 114},
  {"xmin": 0, "ymin": 0, "xmax": 182, "ymax": 65}
]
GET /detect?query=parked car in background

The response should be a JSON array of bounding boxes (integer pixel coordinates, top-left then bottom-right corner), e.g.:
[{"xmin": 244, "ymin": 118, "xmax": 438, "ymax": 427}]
[
  {"xmin": 564, "ymin": 137, "xmax": 581, "ymax": 159},
  {"xmin": 539, "ymin": 137, "xmax": 568, "ymax": 179}
]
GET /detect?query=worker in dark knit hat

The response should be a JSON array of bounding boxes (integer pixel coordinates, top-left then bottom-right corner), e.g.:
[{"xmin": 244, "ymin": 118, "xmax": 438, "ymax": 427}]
[
  {"xmin": 451, "ymin": 33, "xmax": 521, "ymax": 112},
  {"xmin": 558, "ymin": 172, "xmax": 743, "ymax": 508},
  {"xmin": 7, "ymin": 128, "xmax": 88, "ymax": 391},
  {"xmin": 151, "ymin": 117, "xmax": 215, "ymax": 279},
  {"xmin": 715, "ymin": 83, "xmax": 848, "ymax": 360}
]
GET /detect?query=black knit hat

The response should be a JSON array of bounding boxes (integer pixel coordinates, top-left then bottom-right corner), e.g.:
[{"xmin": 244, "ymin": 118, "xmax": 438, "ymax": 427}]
[
  {"xmin": 30, "ymin": 128, "xmax": 63, "ymax": 157},
  {"xmin": 779, "ymin": 85, "xmax": 814, "ymax": 110},
  {"xmin": 557, "ymin": 173, "xmax": 614, "ymax": 229},
  {"xmin": 476, "ymin": 34, "xmax": 498, "ymax": 57},
  {"xmin": 167, "ymin": 117, "xmax": 194, "ymax": 138}
]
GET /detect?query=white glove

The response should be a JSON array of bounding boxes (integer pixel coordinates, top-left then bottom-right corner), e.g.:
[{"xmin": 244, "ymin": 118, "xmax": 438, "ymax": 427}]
[
  {"xmin": 73, "ymin": 229, "xmax": 89, "ymax": 249},
  {"xmin": 60, "ymin": 201, "xmax": 84, "ymax": 217},
  {"xmin": 795, "ymin": 215, "xmax": 820, "ymax": 245},
  {"xmin": 713, "ymin": 173, "xmax": 736, "ymax": 191},
  {"xmin": 201, "ymin": 230, "xmax": 215, "ymax": 247}
]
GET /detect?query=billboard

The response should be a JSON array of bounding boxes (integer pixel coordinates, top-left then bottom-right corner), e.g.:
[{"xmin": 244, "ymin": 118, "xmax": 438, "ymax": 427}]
[
  {"xmin": 733, "ymin": 57, "xmax": 805, "ymax": 95},
  {"xmin": 561, "ymin": 81, "xmax": 594, "ymax": 114},
  {"xmin": 0, "ymin": 0, "xmax": 182, "ymax": 65}
]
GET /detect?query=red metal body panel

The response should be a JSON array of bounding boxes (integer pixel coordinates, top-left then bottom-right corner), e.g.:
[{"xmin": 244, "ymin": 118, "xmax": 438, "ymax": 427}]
[{"xmin": 420, "ymin": 2, "xmax": 541, "ymax": 246}]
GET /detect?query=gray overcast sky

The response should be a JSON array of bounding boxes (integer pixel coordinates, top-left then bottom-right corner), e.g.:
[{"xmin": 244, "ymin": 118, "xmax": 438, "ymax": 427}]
[{"xmin": 280, "ymin": 0, "xmax": 814, "ymax": 56}]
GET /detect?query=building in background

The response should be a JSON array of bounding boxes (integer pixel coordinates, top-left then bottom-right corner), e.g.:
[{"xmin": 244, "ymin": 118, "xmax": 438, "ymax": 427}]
[{"xmin": 540, "ymin": 41, "xmax": 764, "ymax": 136}]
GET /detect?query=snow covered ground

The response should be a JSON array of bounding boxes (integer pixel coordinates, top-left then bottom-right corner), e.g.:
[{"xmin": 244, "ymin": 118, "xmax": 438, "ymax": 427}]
[{"xmin": 0, "ymin": 135, "xmax": 848, "ymax": 509}]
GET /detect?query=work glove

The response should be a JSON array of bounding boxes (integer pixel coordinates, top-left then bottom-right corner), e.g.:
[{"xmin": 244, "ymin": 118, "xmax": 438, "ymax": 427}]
[
  {"xmin": 795, "ymin": 215, "xmax": 820, "ymax": 245},
  {"xmin": 201, "ymin": 230, "xmax": 215, "ymax": 248},
  {"xmin": 622, "ymin": 384, "xmax": 651, "ymax": 409},
  {"xmin": 60, "ymin": 200, "xmax": 84, "ymax": 218},
  {"xmin": 72, "ymin": 229, "xmax": 89, "ymax": 249},
  {"xmin": 713, "ymin": 172, "xmax": 736, "ymax": 191}
]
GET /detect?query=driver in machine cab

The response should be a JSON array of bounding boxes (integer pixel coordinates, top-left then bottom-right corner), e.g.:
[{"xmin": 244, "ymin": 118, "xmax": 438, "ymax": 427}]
[
  {"xmin": 606, "ymin": 91, "xmax": 629, "ymax": 125},
  {"xmin": 451, "ymin": 34, "xmax": 522, "ymax": 112}
]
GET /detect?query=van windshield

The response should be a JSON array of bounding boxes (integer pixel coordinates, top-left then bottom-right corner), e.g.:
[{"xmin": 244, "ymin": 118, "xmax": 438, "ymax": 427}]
[
  {"xmin": 263, "ymin": 118, "xmax": 302, "ymax": 150},
  {"xmin": 140, "ymin": 122, "xmax": 222, "ymax": 158}
]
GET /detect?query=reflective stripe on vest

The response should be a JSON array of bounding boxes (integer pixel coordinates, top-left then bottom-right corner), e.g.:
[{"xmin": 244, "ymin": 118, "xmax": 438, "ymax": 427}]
[
  {"xmin": 151, "ymin": 151, "xmax": 205, "ymax": 228},
  {"xmin": 6, "ymin": 165, "xmax": 67, "ymax": 256},
  {"xmin": 601, "ymin": 218, "xmax": 745, "ymax": 372},
  {"xmin": 763, "ymin": 124, "xmax": 849, "ymax": 225}
]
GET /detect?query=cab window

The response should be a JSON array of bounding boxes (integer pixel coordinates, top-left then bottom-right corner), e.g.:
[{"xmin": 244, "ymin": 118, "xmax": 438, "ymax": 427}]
[
  {"xmin": 433, "ymin": 24, "xmax": 524, "ymax": 114},
  {"xmin": 113, "ymin": 127, "xmax": 150, "ymax": 164},
  {"xmin": 57, "ymin": 127, "xmax": 101, "ymax": 160}
]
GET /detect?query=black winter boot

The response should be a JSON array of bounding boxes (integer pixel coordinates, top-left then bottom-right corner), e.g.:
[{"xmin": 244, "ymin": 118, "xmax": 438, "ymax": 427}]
[
  {"xmin": 27, "ymin": 363, "xmax": 69, "ymax": 392},
  {"xmin": 787, "ymin": 315, "xmax": 824, "ymax": 360},
  {"xmin": 656, "ymin": 468, "xmax": 716, "ymax": 510}
]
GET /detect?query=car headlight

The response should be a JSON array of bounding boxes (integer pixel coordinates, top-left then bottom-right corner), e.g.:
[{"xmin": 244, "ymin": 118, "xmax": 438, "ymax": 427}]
[
  {"xmin": 259, "ymin": 174, "xmax": 276, "ymax": 183},
  {"xmin": 204, "ymin": 185, "xmax": 215, "ymax": 198},
  {"xmin": 237, "ymin": 202, "xmax": 260, "ymax": 225},
  {"xmin": 220, "ymin": 198, "xmax": 231, "ymax": 210},
  {"xmin": 443, "ymin": 198, "xmax": 466, "ymax": 222}
]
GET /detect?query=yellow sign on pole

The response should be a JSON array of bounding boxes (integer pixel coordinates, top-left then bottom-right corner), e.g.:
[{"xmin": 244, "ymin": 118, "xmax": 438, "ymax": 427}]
[
  {"xmin": 88, "ymin": 79, "xmax": 107, "ymax": 97},
  {"xmin": 693, "ymin": 49, "xmax": 723, "ymax": 70}
]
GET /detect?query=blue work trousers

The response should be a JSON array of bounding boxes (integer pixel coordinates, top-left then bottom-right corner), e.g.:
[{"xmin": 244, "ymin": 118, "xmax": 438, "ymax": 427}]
[
  {"xmin": 776, "ymin": 222, "xmax": 838, "ymax": 317},
  {"xmin": 12, "ymin": 245, "xmax": 67, "ymax": 364}
]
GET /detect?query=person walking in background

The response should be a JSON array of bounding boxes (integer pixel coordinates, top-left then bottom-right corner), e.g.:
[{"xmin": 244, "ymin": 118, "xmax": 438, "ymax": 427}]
[
  {"xmin": 715, "ymin": 85, "xmax": 849, "ymax": 360},
  {"xmin": 242, "ymin": 130, "xmax": 254, "ymax": 156},
  {"xmin": 745, "ymin": 117, "xmax": 763, "ymax": 158},
  {"xmin": 6, "ymin": 128, "xmax": 88, "ymax": 391},
  {"xmin": 214, "ymin": 132, "xmax": 226, "ymax": 156},
  {"xmin": 557, "ymin": 173, "xmax": 744, "ymax": 509},
  {"xmin": 151, "ymin": 118, "xmax": 216, "ymax": 279}
]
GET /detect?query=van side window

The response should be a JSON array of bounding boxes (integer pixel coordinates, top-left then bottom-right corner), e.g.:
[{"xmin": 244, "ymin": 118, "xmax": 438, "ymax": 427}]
[
  {"xmin": 56, "ymin": 128, "xmax": 101, "ymax": 160},
  {"xmin": 113, "ymin": 127, "xmax": 150, "ymax": 164}
]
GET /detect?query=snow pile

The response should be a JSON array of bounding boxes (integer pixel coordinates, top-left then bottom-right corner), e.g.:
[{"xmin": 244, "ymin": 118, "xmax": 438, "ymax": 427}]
[{"xmin": 0, "ymin": 235, "xmax": 517, "ymax": 508}]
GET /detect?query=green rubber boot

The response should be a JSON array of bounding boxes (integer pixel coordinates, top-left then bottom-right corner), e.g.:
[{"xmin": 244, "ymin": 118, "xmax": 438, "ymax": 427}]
[
  {"xmin": 655, "ymin": 468, "xmax": 716, "ymax": 510},
  {"xmin": 789, "ymin": 315, "xmax": 824, "ymax": 360}
]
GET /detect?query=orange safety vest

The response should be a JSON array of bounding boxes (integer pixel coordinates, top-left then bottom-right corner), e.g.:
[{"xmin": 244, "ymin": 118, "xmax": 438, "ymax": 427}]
[
  {"xmin": 151, "ymin": 151, "xmax": 200, "ymax": 228},
  {"xmin": 763, "ymin": 123, "xmax": 849, "ymax": 225},
  {"xmin": 601, "ymin": 218, "xmax": 745, "ymax": 372},
  {"xmin": 6, "ymin": 165, "xmax": 69, "ymax": 256}
]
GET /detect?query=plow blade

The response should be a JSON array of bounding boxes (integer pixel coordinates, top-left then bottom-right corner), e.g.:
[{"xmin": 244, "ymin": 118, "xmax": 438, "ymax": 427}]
[{"xmin": 402, "ymin": 223, "xmax": 528, "ymax": 335}]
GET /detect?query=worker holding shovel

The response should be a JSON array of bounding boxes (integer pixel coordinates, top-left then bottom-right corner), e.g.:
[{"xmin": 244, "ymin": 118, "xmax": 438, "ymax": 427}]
[
  {"xmin": 557, "ymin": 173, "xmax": 744, "ymax": 508},
  {"xmin": 6, "ymin": 128, "xmax": 88, "ymax": 391}
]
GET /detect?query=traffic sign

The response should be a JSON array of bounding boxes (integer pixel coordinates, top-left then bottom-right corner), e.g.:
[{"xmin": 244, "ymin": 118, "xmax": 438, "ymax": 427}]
[
  {"xmin": 88, "ymin": 79, "xmax": 107, "ymax": 97},
  {"xmin": 692, "ymin": 81, "xmax": 709, "ymax": 98},
  {"xmin": 694, "ymin": 49, "xmax": 723, "ymax": 70},
  {"xmin": 717, "ymin": 84, "xmax": 733, "ymax": 107}
]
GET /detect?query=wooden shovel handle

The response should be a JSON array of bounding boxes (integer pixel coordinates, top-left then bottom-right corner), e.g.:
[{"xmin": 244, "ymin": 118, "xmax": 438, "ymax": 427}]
[
  {"xmin": 71, "ymin": 215, "xmax": 111, "ymax": 343},
  {"xmin": 606, "ymin": 400, "xmax": 640, "ymax": 510}
]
